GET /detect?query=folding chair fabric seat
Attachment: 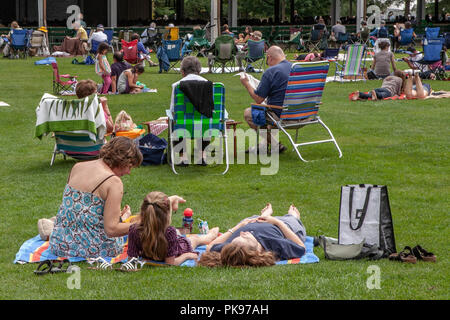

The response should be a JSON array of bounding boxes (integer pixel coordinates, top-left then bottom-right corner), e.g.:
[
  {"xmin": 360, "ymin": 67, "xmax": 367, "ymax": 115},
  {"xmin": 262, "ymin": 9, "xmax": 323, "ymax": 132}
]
[
  {"xmin": 10, "ymin": 29, "xmax": 29, "ymax": 58},
  {"xmin": 210, "ymin": 35, "xmax": 237, "ymax": 73},
  {"xmin": 243, "ymin": 39, "xmax": 266, "ymax": 71},
  {"xmin": 51, "ymin": 62, "xmax": 78, "ymax": 95},
  {"xmin": 166, "ymin": 82, "xmax": 229, "ymax": 174},
  {"xmin": 251, "ymin": 61, "xmax": 342, "ymax": 162},
  {"xmin": 334, "ymin": 44, "xmax": 367, "ymax": 81}
]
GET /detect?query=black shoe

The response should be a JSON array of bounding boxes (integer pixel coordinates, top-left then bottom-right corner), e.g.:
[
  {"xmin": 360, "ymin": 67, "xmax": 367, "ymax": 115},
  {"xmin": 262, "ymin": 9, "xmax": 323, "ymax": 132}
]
[
  {"xmin": 278, "ymin": 144, "xmax": 287, "ymax": 154},
  {"xmin": 313, "ymin": 237, "xmax": 320, "ymax": 247},
  {"xmin": 196, "ymin": 158, "xmax": 207, "ymax": 166}
]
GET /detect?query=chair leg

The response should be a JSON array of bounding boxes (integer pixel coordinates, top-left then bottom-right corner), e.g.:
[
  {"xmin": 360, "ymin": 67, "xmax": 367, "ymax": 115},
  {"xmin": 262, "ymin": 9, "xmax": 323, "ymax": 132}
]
[
  {"xmin": 318, "ymin": 118, "xmax": 343, "ymax": 158},
  {"xmin": 222, "ymin": 131, "xmax": 229, "ymax": 175},
  {"xmin": 168, "ymin": 121, "xmax": 179, "ymax": 174},
  {"xmin": 50, "ymin": 144, "xmax": 57, "ymax": 166}
]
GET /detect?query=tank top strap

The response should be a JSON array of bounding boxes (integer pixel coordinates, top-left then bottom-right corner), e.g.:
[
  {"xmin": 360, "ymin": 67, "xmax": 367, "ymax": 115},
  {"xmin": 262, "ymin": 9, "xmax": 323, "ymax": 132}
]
[{"xmin": 91, "ymin": 174, "xmax": 117, "ymax": 193}]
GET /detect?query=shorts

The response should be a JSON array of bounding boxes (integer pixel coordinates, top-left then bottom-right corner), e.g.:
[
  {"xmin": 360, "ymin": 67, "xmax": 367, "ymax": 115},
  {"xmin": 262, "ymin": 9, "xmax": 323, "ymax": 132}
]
[
  {"xmin": 413, "ymin": 83, "xmax": 431, "ymax": 96},
  {"xmin": 245, "ymin": 214, "xmax": 306, "ymax": 243}
]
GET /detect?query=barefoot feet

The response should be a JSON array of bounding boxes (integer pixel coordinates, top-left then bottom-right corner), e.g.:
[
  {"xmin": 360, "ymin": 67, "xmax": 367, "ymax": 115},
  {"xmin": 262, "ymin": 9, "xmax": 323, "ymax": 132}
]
[
  {"xmin": 288, "ymin": 204, "xmax": 301, "ymax": 220},
  {"xmin": 371, "ymin": 90, "xmax": 377, "ymax": 100},
  {"xmin": 261, "ymin": 203, "xmax": 273, "ymax": 217}
]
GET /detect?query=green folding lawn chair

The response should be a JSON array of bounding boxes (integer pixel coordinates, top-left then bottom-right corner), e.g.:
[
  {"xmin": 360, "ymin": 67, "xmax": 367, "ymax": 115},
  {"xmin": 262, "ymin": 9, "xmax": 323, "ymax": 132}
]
[
  {"xmin": 166, "ymin": 82, "xmax": 229, "ymax": 174},
  {"xmin": 209, "ymin": 35, "xmax": 237, "ymax": 73},
  {"xmin": 334, "ymin": 44, "xmax": 367, "ymax": 82}
]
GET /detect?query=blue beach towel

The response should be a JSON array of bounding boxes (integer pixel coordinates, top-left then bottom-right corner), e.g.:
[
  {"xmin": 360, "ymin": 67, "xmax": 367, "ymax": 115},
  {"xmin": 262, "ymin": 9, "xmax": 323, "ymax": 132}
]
[
  {"xmin": 35, "ymin": 57, "xmax": 56, "ymax": 65},
  {"xmin": 14, "ymin": 235, "xmax": 319, "ymax": 267}
]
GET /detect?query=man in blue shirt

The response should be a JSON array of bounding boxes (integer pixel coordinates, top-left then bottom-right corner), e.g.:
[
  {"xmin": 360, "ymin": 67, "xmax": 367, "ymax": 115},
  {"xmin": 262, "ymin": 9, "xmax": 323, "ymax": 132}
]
[{"xmin": 241, "ymin": 46, "xmax": 291, "ymax": 154}]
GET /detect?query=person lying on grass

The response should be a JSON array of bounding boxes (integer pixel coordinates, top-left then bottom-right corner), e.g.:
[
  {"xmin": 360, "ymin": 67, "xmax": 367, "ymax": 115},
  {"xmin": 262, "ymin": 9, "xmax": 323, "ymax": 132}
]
[
  {"xmin": 350, "ymin": 70, "xmax": 406, "ymax": 101},
  {"xmin": 127, "ymin": 191, "xmax": 220, "ymax": 266},
  {"xmin": 403, "ymin": 72, "xmax": 450, "ymax": 99},
  {"xmin": 198, "ymin": 203, "xmax": 306, "ymax": 267}
]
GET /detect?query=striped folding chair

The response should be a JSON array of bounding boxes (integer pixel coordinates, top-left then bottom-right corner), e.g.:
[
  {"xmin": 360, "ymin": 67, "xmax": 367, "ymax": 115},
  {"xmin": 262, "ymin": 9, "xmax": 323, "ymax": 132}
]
[
  {"xmin": 166, "ymin": 82, "xmax": 229, "ymax": 174},
  {"xmin": 52, "ymin": 132, "xmax": 105, "ymax": 166},
  {"xmin": 334, "ymin": 44, "xmax": 367, "ymax": 82},
  {"xmin": 251, "ymin": 61, "xmax": 342, "ymax": 162}
]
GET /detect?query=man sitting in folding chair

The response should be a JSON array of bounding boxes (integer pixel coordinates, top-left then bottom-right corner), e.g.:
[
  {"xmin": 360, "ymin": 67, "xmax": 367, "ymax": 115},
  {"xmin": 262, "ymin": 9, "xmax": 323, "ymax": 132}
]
[
  {"xmin": 240, "ymin": 46, "xmax": 291, "ymax": 154},
  {"xmin": 249, "ymin": 60, "xmax": 343, "ymax": 162},
  {"xmin": 166, "ymin": 56, "xmax": 229, "ymax": 173},
  {"xmin": 236, "ymin": 31, "xmax": 268, "ymax": 72}
]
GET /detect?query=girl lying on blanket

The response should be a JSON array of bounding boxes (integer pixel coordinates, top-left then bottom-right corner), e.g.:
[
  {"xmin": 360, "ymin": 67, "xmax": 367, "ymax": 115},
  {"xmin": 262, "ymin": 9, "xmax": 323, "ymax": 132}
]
[
  {"xmin": 403, "ymin": 72, "xmax": 450, "ymax": 99},
  {"xmin": 126, "ymin": 191, "xmax": 220, "ymax": 269},
  {"xmin": 198, "ymin": 203, "xmax": 306, "ymax": 268}
]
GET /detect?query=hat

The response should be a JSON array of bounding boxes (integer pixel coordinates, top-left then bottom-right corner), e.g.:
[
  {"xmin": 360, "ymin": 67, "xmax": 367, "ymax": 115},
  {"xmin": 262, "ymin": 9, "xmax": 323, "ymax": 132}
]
[
  {"xmin": 38, "ymin": 26, "xmax": 48, "ymax": 33},
  {"xmin": 97, "ymin": 24, "xmax": 104, "ymax": 30}
]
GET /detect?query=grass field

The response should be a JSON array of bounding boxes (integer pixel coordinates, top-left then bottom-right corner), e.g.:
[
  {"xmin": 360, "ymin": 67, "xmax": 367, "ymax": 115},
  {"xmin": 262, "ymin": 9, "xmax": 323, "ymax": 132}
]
[{"xmin": 0, "ymin": 51, "xmax": 448, "ymax": 300}]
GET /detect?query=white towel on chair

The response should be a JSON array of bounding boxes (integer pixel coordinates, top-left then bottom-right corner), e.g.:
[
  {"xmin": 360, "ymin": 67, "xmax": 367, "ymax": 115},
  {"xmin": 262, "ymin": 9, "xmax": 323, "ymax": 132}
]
[{"xmin": 35, "ymin": 93, "xmax": 106, "ymax": 142}]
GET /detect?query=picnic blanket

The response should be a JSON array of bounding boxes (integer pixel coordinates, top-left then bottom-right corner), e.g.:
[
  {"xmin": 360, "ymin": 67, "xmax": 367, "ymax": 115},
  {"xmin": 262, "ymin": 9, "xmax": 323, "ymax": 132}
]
[
  {"xmin": 14, "ymin": 234, "xmax": 319, "ymax": 267},
  {"xmin": 349, "ymin": 91, "xmax": 408, "ymax": 101},
  {"xmin": 35, "ymin": 57, "xmax": 57, "ymax": 65},
  {"xmin": 35, "ymin": 93, "xmax": 106, "ymax": 142}
]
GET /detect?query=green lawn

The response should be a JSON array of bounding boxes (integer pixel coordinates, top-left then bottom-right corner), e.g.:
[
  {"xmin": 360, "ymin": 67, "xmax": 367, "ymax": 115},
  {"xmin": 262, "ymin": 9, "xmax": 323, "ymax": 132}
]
[{"xmin": 0, "ymin": 52, "xmax": 448, "ymax": 300}]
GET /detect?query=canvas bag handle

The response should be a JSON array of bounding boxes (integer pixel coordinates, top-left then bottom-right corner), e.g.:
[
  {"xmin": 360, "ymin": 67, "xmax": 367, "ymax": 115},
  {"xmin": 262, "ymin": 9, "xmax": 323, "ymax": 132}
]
[{"xmin": 349, "ymin": 186, "xmax": 372, "ymax": 231}]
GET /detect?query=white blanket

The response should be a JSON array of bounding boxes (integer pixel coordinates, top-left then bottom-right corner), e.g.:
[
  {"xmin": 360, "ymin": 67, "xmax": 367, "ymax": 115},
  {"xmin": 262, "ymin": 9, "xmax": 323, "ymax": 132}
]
[{"xmin": 35, "ymin": 93, "xmax": 106, "ymax": 142}]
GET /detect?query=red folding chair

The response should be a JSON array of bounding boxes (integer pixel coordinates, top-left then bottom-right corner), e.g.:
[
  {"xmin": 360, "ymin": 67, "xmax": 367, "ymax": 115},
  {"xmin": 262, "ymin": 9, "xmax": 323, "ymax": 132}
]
[
  {"xmin": 51, "ymin": 62, "xmax": 78, "ymax": 95},
  {"xmin": 121, "ymin": 39, "xmax": 139, "ymax": 64}
]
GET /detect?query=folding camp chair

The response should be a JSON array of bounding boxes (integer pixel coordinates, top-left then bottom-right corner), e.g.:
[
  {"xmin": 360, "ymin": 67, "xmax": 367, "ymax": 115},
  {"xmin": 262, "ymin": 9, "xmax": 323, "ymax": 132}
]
[
  {"xmin": 210, "ymin": 35, "xmax": 237, "ymax": 73},
  {"xmin": 157, "ymin": 39, "xmax": 183, "ymax": 73},
  {"xmin": 413, "ymin": 39, "xmax": 447, "ymax": 80},
  {"xmin": 322, "ymin": 48, "xmax": 339, "ymax": 61},
  {"xmin": 121, "ymin": 39, "xmax": 139, "ymax": 64},
  {"xmin": 141, "ymin": 28, "xmax": 161, "ymax": 53},
  {"xmin": 242, "ymin": 39, "xmax": 266, "ymax": 72},
  {"xmin": 334, "ymin": 44, "xmax": 367, "ymax": 82},
  {"xmin": 29, "ymin": 30, "xmax": 49, "ymax": 56},
  {"xmin": 35, "ymin": 94, "xmax": 106, "ymax": 166},
  {"xmin": 336, "ymin": 32, "xmax": 350, "ymax": 49},
  {"xmin": 51, "ymin": 132, "xmax": 105, "ymax": 166},
  {"xmin": 306, "ymin": 29, "xmax": 326, "ymax": 52},
  {"xmin": 396, "ymin": 28, "xmax": 415, "ymax": 51},
  {"xmin": 425, "ymin": 27, "xmax": 440, "ymax": 41},
  {"xmin": 165, "ymin": 82, "xmax": 229, "ymax": 174},
  {"xmin": 286, "ymin": 27, "xmax": 304, "ymax": 52},
  {"xmin": 10, "ymin": 29, "xmax": 29, "ymax": 59},
  {"xmin": 163, "ymin": 27, "xmax": 180, "ymax": 40},
  {"xmin": 103, "ymin": 28, "xmax": 116, "ymax": 53},
  {"xmin": 187, "ymin": 29, "xmax": 210, "ymax": 57},
  {"xmin": 51, "ymin": 62, "xmax": 78, "ymax": 95},
  {"xmin": 250, "ymin": 61, "xmax": 342, "ymax": 162}
]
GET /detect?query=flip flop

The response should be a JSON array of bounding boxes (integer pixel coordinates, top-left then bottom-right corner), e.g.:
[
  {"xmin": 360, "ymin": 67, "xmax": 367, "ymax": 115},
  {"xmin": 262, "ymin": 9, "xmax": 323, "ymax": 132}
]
[
  {"xmin": 34, "ymin": 259, "xmax": 73, "ymax": 275},
  {"xmin": 117, "ymin": 257, "xmax": 145, "ymax": 272},
  {"xmin": 412, "ymin": 245, "xmax": 436, "ymax": 262},
  {"xmin": 87, "ymin": 257, "xmax": 113, "ymax": 270},
  {"xmin": 34, "ymin": 260, "xmax": 54, "ymax": 275},
  {"xmin": 389, "ymin": 246, "xmax": 417, "ymax": 264}
]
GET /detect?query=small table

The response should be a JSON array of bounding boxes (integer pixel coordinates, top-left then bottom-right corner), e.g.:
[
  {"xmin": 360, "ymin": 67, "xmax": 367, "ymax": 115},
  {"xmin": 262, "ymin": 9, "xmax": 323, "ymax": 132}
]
[
  {"xmin": 142, "ymin": 119, "xmax": 169, "ymax": 136},
  {"xmin": 226, "ymin": 120, "xmax": 242, "ymax": 159}
]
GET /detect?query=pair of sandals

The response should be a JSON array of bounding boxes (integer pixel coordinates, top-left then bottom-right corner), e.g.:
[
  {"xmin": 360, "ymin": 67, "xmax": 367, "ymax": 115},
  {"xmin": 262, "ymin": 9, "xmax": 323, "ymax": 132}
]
[
  {"xmin": 34, "ymin": 259, "xmax": 76, "ymax": 275},
  {"xmin": 389, "ymin": 245, "xmax": 436, "ymax": 264},
  {"xmin": 87, "ymin": 257, "xmax": 146, "ymax": 272}
]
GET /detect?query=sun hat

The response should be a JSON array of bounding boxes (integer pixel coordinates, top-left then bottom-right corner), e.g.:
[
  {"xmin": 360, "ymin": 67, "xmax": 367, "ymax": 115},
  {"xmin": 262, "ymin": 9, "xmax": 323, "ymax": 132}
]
[{"xmin": 38, "ymin": 26, "xmax": 48, "ymax": 33}]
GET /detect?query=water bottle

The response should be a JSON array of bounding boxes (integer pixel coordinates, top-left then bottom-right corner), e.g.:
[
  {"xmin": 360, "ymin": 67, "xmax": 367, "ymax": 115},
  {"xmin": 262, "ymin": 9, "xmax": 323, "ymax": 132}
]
[{"xmin": 182, "ymin": 208, "xmax": 194, "ymax": 233}]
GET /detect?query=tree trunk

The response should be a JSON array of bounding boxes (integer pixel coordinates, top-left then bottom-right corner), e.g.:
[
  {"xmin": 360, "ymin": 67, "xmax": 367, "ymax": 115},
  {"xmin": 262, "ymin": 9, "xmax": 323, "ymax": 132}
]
[{"xmin": 404, "ymin": 0, "xmax": 410, "ymax": 16}]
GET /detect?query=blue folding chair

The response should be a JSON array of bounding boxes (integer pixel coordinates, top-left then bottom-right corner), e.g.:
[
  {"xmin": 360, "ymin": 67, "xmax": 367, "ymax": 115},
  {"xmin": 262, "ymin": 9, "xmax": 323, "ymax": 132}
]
[
  {"xmin": 414, "ymin": 39, "xmax": 446, "ymax": 80},
  {"xmin": 425, "ymin": 27, "xmax": 440, "ymax": 40},
  {"xmin": 396, "ymin": 28, "xmax": 414, "ymax": 51},
  {"xmin": 103, "ymin": 28, "xmax": 116, "ymax": 53},
  {"xmin": 157, "ymin": 39, "xmax": 183, "ymax": 73},
  {"xmin": 10, "ymin": 29, "xmax": 29, "ymax": 59},
  {"xmin": 243, "ymin": 39, "xmax": 266, "ymax": 72}
]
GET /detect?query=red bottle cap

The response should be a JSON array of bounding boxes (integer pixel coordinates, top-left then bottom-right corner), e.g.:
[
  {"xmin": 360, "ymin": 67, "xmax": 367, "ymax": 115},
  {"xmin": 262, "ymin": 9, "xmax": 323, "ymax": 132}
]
[{"xmin": 183, "ymin": 208, "xmax": 193, "ymax": 217}]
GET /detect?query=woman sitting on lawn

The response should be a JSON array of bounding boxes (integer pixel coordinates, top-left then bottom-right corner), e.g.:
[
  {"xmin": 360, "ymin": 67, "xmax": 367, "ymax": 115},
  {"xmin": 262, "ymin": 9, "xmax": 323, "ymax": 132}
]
[
  {"xmin": 371, "ymin": 40, "xmax": 397, "ymax": 79},
  {"xmin": 117, "ymin": 64, "xmax": 145, "ymax": 94},
  {"xmin": 198, "ymin": 203, "xmax": 306, "ymax": 267},
  {"xmin": 49, "ymin": 137, "xmax": 143, "ymax": 259},
  {"xmin": 125, "ymin": 191, "xmax": 220, "ymax": 269}
]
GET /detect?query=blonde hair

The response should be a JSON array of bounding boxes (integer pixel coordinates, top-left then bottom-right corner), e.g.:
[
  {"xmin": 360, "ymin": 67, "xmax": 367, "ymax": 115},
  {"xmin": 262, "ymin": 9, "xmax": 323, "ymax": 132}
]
[
  {"xmin": 137, "ymin": 191, "xmax": 171, "ymax": 260},
  {"xmin": 198, "ymin": 243, "xmax": 276, "ymax": 268}
]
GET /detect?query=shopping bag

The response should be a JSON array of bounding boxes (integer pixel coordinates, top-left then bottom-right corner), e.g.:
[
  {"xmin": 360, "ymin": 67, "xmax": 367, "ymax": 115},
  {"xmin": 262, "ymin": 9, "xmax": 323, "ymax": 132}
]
[{"xmin": 338, "ymin": 184, "xmax": 396, "ymax": 257}]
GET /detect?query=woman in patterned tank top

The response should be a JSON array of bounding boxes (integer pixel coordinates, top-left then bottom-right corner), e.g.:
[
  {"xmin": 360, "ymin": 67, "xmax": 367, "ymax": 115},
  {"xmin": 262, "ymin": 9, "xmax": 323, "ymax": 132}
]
[{"xmin": 49, "ymin": 137, "xmax": 143, "ymax": 258}]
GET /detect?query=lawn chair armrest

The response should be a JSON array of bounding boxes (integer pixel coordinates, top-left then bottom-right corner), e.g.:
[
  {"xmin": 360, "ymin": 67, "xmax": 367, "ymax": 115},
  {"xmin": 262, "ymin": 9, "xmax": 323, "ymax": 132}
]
[
  {"xmin": 165, "ymin": 109, "xmax": 174, "ymax": 120},
  {"xmin": 251, "ymin": 103, "xmax": 284, "ymax": 110}
]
